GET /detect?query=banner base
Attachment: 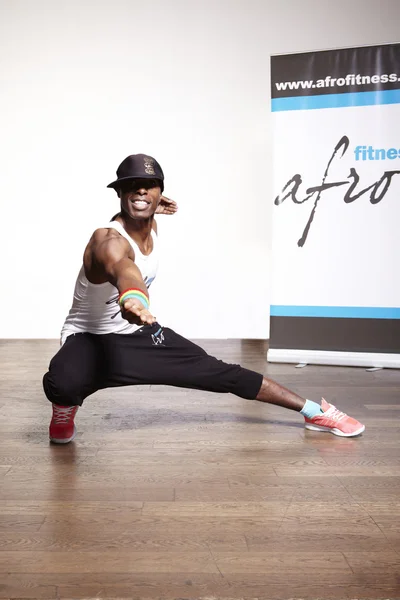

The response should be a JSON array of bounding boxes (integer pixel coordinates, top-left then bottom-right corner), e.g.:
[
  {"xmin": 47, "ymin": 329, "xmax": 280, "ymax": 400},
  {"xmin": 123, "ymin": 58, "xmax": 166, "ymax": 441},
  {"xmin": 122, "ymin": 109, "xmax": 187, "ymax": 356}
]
[{"xmin": 267, "ymin": 349, "xmax": 400, "ymax": 369}]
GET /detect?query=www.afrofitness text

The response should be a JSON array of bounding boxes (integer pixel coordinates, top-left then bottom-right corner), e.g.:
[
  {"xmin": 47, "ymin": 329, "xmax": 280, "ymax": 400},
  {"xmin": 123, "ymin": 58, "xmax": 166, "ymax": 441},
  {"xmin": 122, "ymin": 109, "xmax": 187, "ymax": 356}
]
[
  {"xmin": 275, "ymin": 73, "xmax": 400, "ymax": 91},
  {"xmin": 274, "ymin": 136, "xmax": 400, "ymax": 247}
]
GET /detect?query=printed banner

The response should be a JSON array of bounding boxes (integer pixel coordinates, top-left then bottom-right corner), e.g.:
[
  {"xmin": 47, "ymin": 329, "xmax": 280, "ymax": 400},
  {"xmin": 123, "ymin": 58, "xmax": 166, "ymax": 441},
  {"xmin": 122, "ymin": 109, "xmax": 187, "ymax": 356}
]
[{"xmin": 268, "ymin": 43, "xmax": 400, "ymax": 368}]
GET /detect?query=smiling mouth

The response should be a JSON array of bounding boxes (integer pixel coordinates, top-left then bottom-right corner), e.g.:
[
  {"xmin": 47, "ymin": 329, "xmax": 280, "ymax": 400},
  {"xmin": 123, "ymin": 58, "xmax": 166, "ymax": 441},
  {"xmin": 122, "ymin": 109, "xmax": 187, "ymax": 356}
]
[{"xmin": 130, "ymin": 200, "xmax": 150, "ymax": 209}]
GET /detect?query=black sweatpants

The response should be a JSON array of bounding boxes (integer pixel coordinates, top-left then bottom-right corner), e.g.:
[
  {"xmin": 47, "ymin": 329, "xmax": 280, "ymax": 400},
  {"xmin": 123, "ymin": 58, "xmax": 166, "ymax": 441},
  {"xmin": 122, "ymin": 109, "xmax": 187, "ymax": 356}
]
[{"xmin": 43, "ymin": 323, "xmax": 263, "ymax": 407}]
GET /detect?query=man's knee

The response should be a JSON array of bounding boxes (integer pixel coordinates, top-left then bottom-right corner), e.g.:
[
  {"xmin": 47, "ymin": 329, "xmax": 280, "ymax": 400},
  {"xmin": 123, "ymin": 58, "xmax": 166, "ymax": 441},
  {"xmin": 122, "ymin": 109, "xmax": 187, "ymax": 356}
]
[
  {"xmin": 180, "ymin": 357, "xmax": 263, "ymax": 400},
  {"xmin": 42, "ymin": 371, "xmax": 83, "ymax": 406},
  {"xmin": 225, "ymin": 365, "xmax": 263, "ymax": 399}
]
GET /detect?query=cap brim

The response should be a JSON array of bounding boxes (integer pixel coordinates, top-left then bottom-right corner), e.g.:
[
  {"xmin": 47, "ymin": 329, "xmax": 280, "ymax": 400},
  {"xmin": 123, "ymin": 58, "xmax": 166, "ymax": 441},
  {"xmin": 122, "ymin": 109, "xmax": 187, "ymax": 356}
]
[{"xmin": 107, "ymin": 175, "xmax": 163, "ymax": 189}]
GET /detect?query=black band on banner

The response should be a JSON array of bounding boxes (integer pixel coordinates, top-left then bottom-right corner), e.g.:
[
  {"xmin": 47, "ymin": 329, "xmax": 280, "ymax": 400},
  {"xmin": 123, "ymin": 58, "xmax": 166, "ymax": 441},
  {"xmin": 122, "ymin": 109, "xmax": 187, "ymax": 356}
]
[
  {"xmin": 271, "ymin": 43, "xmax": 400, "ymax": 99},
  {"xmin": 269, "ymin": 317, "xmax": 400, "ymax": 354}
]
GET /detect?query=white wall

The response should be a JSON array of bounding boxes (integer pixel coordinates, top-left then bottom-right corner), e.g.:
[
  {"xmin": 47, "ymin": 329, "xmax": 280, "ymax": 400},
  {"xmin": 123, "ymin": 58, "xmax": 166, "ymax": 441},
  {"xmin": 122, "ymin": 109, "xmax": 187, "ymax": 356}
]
[{"xmin": 0, "ymin": 0, "xmax": 399, "ymax": 339}]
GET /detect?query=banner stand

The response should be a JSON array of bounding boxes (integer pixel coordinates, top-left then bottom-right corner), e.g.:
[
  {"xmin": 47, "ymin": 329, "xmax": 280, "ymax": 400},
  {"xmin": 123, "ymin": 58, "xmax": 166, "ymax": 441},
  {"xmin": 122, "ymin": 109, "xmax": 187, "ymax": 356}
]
[{"xmin": 268, "ymin": 43, "xmax": 400, "ymax": 369}]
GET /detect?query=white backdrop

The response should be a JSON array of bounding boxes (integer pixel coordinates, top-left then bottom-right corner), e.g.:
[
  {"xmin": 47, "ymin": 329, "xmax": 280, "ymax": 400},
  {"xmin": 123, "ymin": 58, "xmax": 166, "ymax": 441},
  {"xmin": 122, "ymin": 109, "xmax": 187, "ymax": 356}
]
[{"xmin": 0, "ymin": 0, "xmax": 399, "ymax": 339}]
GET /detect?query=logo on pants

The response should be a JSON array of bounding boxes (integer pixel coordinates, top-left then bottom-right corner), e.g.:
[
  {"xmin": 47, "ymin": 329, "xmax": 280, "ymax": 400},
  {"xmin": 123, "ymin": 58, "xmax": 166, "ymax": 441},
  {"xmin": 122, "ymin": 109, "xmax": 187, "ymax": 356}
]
[{"xmin": 151, "ymin": 327, "xmax": 165, "ymax": 346}]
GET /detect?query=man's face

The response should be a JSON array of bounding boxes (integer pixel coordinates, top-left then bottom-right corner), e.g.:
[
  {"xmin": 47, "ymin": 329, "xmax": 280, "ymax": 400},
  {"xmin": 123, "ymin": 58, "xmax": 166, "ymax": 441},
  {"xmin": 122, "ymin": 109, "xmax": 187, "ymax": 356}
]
[{"xmin": 119, "ymin": 178, "xmax": 162, "ymax": 219}]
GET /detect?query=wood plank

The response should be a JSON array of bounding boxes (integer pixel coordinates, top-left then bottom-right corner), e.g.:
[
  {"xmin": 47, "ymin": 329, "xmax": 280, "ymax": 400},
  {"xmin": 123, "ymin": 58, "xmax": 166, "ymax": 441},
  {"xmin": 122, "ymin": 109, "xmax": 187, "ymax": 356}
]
[
  {"xmin": 142, "ymin": 501, "xmax": 287, "ymax": 517},
  {"xmin": 0, "ymin": 514, "xmax": 45, "ymax": 532},
  {"xmin": 246, "ymin": 530, "xmax": 394, "ymax": 552},
  {"xmin": 213, "ymin": 550, "xmax": 351, "ymax": 576},
  {"xmin": 344, "ymin": 551, "xmax": 400, "ymax": 573},
  {"xmin": 0, "ymin": 501, "xmax": 143, "ymax": 514},
  {"xmin": 0, "ymin": 573, "xmax": 227, "ymax": 600},
  {"xmin": 0, "ymin": 550, "xmax": 218, "ymax": 573},
  {"xmin": 0, "ymin": 531, "xmax": 248, "ymax": 552},
  {"xmin": 0, "ymin": 485, "xmax": 174, "ymax": 501}
]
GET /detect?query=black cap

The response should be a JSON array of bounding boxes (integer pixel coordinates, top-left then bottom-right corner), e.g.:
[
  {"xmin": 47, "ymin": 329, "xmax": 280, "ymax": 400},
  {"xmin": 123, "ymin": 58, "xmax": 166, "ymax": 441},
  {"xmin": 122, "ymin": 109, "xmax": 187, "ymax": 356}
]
[{"xmin": 107, "ymin": 154, "xmax": 164, "ymax": 192}]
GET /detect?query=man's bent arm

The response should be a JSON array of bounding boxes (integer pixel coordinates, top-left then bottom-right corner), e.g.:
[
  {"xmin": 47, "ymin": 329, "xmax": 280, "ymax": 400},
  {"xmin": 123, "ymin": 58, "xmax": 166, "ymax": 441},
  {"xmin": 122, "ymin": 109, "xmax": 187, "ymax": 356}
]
[
  {"xmin": 87, "ymin": 230, "xmax": 156, "ymax": 325},
  {"xmin": 92, "ymin": 235, "xmax": 148, "ymax": 298}
]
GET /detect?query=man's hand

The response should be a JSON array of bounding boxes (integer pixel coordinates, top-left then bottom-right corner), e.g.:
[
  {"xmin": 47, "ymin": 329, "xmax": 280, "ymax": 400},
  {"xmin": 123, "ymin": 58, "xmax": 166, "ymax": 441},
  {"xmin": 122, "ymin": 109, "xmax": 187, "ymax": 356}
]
[
  {"xmin": 121, "ymin": 298, "xmax": 157, "ymax": 326},
  {"xmin": 155, "ymin": 195, "xmax": 178, "ymax": 215}
]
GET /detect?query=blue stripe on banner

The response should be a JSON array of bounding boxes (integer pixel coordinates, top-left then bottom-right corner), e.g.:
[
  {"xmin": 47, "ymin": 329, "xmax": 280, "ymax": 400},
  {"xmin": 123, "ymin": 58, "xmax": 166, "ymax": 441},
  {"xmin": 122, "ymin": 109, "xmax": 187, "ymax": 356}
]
[
  {"xmin": 270, "ymin": 306, "xmax": 400, "ymax": 319},
  {"xmin": 271, "ymin": 89, "xmax": 400, "ymax": 112}
]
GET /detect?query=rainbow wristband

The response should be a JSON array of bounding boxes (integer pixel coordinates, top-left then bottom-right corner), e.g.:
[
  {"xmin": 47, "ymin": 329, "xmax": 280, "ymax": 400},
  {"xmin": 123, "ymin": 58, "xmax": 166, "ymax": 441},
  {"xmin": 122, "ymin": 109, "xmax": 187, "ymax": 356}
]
[{"xmin": 119, "ymin": 288, "xmax": 149, "ymax": 309}]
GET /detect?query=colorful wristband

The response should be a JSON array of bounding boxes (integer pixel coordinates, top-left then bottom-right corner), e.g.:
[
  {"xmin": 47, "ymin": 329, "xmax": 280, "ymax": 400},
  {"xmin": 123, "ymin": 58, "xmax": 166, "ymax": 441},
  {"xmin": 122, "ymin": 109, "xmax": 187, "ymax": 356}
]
[{"xmin": 119, "ymin": 288, "xmax": 149, "ymax": 309}]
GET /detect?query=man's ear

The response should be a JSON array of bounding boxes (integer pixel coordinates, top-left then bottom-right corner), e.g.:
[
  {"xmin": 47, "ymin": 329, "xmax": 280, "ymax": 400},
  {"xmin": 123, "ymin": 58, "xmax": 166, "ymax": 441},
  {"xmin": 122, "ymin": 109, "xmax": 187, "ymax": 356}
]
[{"xmin": 116, "ymin": 188, "xmax": 121, "ymax": 199}]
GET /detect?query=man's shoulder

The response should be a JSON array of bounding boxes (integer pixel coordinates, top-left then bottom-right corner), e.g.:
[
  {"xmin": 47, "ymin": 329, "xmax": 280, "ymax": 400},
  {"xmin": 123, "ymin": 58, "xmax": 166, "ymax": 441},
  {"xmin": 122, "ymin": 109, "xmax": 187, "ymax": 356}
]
[
  {"xmin": 92, "ymin": 226, "xmax": 119, "ymax": 238},
  {"xmin": 92, "ymin": 221, "xmax": 123, "ymax": 239},
  {"xmin": 88, "ymin": 226, "xmax": 130, "ymax": 249}
]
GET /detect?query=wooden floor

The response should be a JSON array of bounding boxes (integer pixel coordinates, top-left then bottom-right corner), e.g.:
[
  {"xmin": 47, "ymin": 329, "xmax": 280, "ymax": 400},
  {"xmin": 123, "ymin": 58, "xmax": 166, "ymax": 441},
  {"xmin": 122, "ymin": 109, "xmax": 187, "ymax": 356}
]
[{"xmin": 0, "ymin": 339, "xmax": 400, "ymax": 600}]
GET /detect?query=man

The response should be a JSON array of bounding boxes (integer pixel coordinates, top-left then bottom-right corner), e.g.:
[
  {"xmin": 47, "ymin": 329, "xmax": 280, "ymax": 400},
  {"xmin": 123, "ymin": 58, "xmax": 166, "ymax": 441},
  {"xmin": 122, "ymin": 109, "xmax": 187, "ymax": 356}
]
[{"xmin": 43, "ymin": 153, "xmax": 365, "ymax": 443}]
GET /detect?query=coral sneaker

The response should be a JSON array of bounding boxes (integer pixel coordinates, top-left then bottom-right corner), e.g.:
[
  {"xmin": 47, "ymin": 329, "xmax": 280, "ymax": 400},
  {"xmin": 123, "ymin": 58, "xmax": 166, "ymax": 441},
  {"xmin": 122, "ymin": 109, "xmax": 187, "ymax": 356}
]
[
  {"xmin": 49, "ymin": 404, "xmax": 78, "ymax": 444},
  {"xmin": 304, "ymin": 398, "xmax": 365, "ymax": 437}
]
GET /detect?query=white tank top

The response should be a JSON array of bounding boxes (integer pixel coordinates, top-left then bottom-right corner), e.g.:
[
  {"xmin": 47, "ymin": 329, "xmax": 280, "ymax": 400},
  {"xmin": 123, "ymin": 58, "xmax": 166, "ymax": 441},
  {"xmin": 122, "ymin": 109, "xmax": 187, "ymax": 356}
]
[{"xmin": 61, "ymin": 221, "xmax": 159, "ymax": 343}]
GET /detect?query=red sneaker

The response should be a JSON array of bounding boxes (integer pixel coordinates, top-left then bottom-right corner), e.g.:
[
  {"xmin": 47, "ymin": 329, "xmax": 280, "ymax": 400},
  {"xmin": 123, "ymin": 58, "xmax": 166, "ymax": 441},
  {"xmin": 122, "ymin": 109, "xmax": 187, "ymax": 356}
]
[
  {"xmin": 304, "ymin": 398, "xmax": 365, "ymax": 437},
  {"xmin": 49, "ymin": 404, "xmax": 78, "ymax": 444}
]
